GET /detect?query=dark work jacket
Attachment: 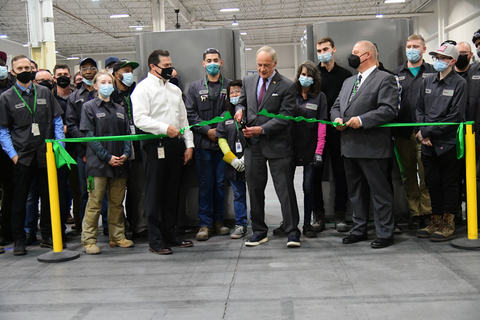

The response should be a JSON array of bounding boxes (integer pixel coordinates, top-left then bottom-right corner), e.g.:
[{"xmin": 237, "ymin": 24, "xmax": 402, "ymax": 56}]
[
  {"xmin": 216, "ymin": 109, "xmax": 246, "ymax": 181},
  {"xmin": 54, "ymin": 87, "xmax": 75, "ymax": 154},
  {"xmin": 0, "ymin": 77, "xmax": 14, "ymax": 95},
  {"xmin": 79, "ymin": 98, "xmax": 131, "ymax": 178},
  {"xmin": 393, "ymin": 60, "xmax": 435, "ymax": 139},
  {"xmin": 186, "ymin": 75, "xmax": 231, "ymax": 150},
  {"xmin": 463, "ymin": 63, "xmax": 480, "ymax": 143},
  {"xmin": 0, "ymin": 83, "xmax": 63, "ymax": 167},
  {"xmin": 292, "ymin": 91, "xmax": 328, "ymax": 166},
  {"xmin": 65, "ymin": 84, "xmax": 96, "ymax": 157},
  {"xmin": 111, "ymin": 82, "xmax": 142, "ymax": 160},
  {"xmin": 416, "ymin": 70, "xmax": 467, "ymax": 156}
]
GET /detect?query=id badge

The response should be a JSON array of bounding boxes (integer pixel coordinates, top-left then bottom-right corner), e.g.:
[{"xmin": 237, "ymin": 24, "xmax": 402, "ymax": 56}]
[
  {"xmin": 157, "ymin": 146, "xmax": 165, "ymax": 159},
  {"xmin": 130, "ymin": 125, "xmax": 136, "ymax": 135},
  {"xmin": 235, "ymin": 140, "xmax": 242, "ymax": 153},
  {"xmin": 32, "ymin": 123, "xmax": 40, "ymax": 136}
]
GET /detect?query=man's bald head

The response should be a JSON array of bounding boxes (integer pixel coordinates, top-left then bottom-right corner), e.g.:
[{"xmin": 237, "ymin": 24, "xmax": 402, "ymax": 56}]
[
  {"xmin": 35, "ymin": 70, "xmax": 53, "ymax": 82},
  {"xmin": 351, "ymin": 41, "xmax": 377, "ymax": 71},
  {"xmin": 357, "ymin": 41, "xmax": 378, "ymax": 58}
]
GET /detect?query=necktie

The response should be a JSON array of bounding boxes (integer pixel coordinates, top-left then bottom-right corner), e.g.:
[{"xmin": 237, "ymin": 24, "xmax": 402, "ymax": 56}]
[
  {"xmin": 349, "ymin": 75, "xmax": 362, "ymax": 102},
  {"xmin": 258, "ymin": 78, "xmax": 268, "ymax": 108}
]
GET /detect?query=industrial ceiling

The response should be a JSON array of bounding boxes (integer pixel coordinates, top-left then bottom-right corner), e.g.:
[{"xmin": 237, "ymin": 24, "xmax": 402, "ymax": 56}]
[{"xmin": 0, "ymin": 0, "xmax": 432, "ymax": 56}]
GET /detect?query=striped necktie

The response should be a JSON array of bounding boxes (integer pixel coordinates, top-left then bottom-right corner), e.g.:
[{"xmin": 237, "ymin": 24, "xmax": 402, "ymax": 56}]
[{"xmin": 349, "ymin": 75, "xmax": 362, "ymax": 102}]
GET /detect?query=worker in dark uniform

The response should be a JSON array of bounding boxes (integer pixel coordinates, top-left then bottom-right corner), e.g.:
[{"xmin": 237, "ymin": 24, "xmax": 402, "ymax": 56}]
[
  {"xmin": 80, "ymin": 71, "xmax": 133, "ymax": 254},
  {"xmin": 110, "ymin": 59, "xmax": 148, "ymax": 240},
  {"xmin": 416, "ymin": 43, "xmax": 467, "ymax": 242},
  {"xmin": 470, "ymin": 30, "xmax": 480, "ymax": 221},
  {"xmin": 0, "ymin": 51, "xmax": 14, "ymax": 250},
  {"xmin": 186, "ymin": 48, "xmax": 232, "ymax": 241},
  {"xmin": 0, "ymin": 54, "xmax": 64, "ymax": 255}
]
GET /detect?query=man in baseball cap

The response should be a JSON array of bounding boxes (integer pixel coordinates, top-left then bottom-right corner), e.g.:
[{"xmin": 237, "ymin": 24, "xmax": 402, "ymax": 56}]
[{"xmin": 105, "ymin": 56, "xmax": 119, "ymax": 73}]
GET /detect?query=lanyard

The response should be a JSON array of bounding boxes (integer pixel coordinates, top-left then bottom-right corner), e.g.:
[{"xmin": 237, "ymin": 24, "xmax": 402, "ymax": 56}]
[
  {"xmin": 13, "ymin": 85, "xmax": 37, "ymax": 121},
  {"xmin": 234, "ymin": 118, "xmax": 240, "ymax": 133},
  {"xmin": 203, "ymin": 76, "xmax": 224, "ymax": 100},
  {"xmin": 125, "ymin": 95, "xmax": 132, "ymax": 122}
]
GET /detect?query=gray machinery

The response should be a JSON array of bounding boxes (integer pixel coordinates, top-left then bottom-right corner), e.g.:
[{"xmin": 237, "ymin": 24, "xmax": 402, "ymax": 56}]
[
  {"xmin": 135, "ymin": 28, "xmax": 246, "ymax": 227},
  {"xmin": 300, "ymin": 19, "xmax": 413, "ymax": 220}
]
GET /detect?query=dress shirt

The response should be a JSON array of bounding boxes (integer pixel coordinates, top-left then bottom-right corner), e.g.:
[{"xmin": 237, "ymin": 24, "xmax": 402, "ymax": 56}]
[
  {"xmin": 256, "ymin": 71, "xmax": 276, "ymax": 100},
  {"xmin": 131, "ymin": 72, "xmax": 194, "ymax": 149}
]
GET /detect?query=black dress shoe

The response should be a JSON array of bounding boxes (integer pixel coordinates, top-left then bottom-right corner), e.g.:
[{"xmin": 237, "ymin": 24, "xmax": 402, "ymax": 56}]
[
  {"xmin": 342, "ymin": 234, "xmax": 368, "ymax": 244},
  {"xmin": 40, "ymin": 238, "xmax": 67, "ymax": 249},
  {"xmin": 25, "ymin": 233, "xmax": 38, "ymax": 246},
  {"xmin": 149, "ymin": 245, "xmax": 173, "ymax": 255},
  {"xmin": 371, "ymin": 238, "xmax": 394, "ymax": 249},
  {"xmin": 166, "ymin": 238, "xmax": 194, "ymax": 248}
]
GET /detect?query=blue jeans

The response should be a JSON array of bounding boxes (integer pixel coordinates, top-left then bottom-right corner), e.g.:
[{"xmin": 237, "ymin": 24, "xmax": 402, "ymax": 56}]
[
  {"xmin": 194, "ymin": 149, "xmax": 226, "ymax": 227},
  {"xmin": 230, "ymin": 179, "xmax": 247, "ymax": 226},
  {"xmin": 302, "ymin": 164, "xmax": 315, "ymax": 224},
  {"xmin": 25, "ymin": 176, "xmax": 39, "ymax": 234}
]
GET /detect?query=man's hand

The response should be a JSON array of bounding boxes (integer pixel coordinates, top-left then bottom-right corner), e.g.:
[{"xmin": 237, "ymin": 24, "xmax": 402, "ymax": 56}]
[
  {"xmin": 234, "ymin": 110, "xmax": 243, "ymax": 123},
  {"xmin": 116, "ymin": 155, "xmax": 128, "ymax": 166},
  {"xmin": 167, "ymin": 125, "xmax": 180, "ymax": 138},
  {"xmin": 421, "ymin": 137, "xmax": 432, "ymax": 147},
  {"xmin": 242, "ymin": 126, "xmax": 263, "ymax": 138},
  {"xmin": 183, "ymin": 147, "xmax": 193, "ymax": 165},
  {"xmin": 346, "ymin": 116, "xmax": 362, "ymax": 129},
  {"xmin": 64, "ymin": 125, "xmax": 67, "ymax": 134},
  {"xmin": 108, "ymin": 156, "xmax": 117, "ymax": 166},
  {"xmin": 334, "ymin": 118, "xmax": 347, "ymax": 131},
  {"xmin": 12, "ymin": 155, "xmax": 18, "ymax": 165},
  {"xmin": 83, "ymin": 155, "xmax": 86, "ymax": 163},
  {"xmin": 314, "ymin": 154, "xmax": 322, "ymax": 168},
  {"xmin": 207, "ymin": 128, "xmax": 217, "ymax": 142}
]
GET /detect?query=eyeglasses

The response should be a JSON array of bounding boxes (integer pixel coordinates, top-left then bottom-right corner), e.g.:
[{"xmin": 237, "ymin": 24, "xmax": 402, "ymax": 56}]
[
  {"xmin": 37, "ymin": 79, "xmax": 53, "ymax": 84},
  {"xmin": 432, "ymin": 56, "xmax": 452, "ymax": 62},
  {"xmin": 459, "ymin": 51, "xmax": 471, "ymax": 55},
  {"xmin": 80, "ymin": 66, "xmax": 98, "ymax": 72},
  {"xmin": 230, "ymin": 89, "xmax": 241, "ymax": 94},
  {"xmin": 204, "ymin": 48, "xmax": 220, "ymax": 54}
]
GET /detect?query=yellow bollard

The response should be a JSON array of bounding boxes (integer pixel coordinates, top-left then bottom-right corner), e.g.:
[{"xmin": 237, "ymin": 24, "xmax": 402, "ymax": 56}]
[
  {"xmin": 46, "ymin": 142, "xmax": 63, "ymax": 252},
  {"xmin": 465, "ymin": 124, "xmax": 478, "ymax": 240}
]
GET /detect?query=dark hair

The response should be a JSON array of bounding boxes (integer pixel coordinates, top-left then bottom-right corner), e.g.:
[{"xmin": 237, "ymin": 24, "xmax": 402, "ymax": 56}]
[
  {"xmin": 53, "ymin": 63, "xmax": 71, "ymax": 76},
  {"xmin": 295, "ymin": 60, "xmax": 322, "ymax": 97},
  {"xmin": 30, "ymin": 59, "xmax": 38, "ymax": 70},
  {"xmin": 148, "ymin": 50, "xmax": 170, "ymax": 70},
  {"xmin": 316, "ymin": 37, "xmax": 335, "ymax": 48},
  {"xmin": 203, "ymin": 48, "xmax": 221, "ymax": 61},
  {"xmin": 11, "ymin": 54, "xmax": 29, "ymax": 68},
  {"xmin": 225, "ymin": 80, "xmax": 243, "ymax": 115}
]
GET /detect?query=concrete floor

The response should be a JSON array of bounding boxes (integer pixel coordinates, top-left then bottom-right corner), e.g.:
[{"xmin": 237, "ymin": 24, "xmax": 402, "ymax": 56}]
[{"xmin": 1, "ymin": 170, "xmax": 480, "ymax": 320}]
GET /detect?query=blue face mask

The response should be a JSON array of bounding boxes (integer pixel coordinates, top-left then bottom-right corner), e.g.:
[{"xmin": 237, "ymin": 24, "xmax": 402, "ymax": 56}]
[
  {"xmin": 406, "ymin": 49, "xmax": 421, "ymax": 63},
  {"xmin": 98, "ymin": 84, "xmax": 114, "ymax": 98},
  {"xmin": 230, "ymin": 96, "xmax": 239, "ymax": 105},
  {"xmin": 318, "ymin": 52, "xmax": 333, "ymax": 64},
  {"xmin": 0, "ymin": 66, "xmax": 8, "ymax": 80},
  {"xmin": 82, "ymin": 77, "xmax": 93, "ymax": 86},
  {"xmin": 298, "ymin": 75, "xmax": 314, "ymax": 87},
  {"xmin": 121, "ymin": 72, "xmax": 134, "ymax": 87},
  {"xmin": 206, "ymin": 63, "xmax": 220, "ymax": 76},
  {"xmin": 433, "ymin": 59, "xmax": 449, "ymax": 72}
]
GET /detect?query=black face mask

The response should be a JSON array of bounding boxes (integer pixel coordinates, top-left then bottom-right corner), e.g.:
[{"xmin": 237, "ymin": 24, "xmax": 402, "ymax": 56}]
[
  {"xmin": 30, "ymin": 71, "xmax": 37, "ymax": 81},
  {"xmin": 56, "ymin": 75, "xmax": 71, "ymax": 88},
  {"xmin": 169, "ymin": 77, "xmax": 179, "ymax": 87},
  {"xmin": 76, "ymin": 81, "xmax": 83, "ymax": 90},
  {"xmin": 15, "ymin": 71, "xmax": 32, "ymax": 84},
  {"xmin": 38, "ymin": 80, "xmax": 53, "ymax": 90},
  {"xmin": 455, "ymin": 54, "xmax": 470, "ymax": 70},
  {"xmin": 155, "ymin": 66, "xmax": 173, "ymax": 80},
  {"xmin": 348, "ymin": 53, "xmax": 368, "ymax": 69}
]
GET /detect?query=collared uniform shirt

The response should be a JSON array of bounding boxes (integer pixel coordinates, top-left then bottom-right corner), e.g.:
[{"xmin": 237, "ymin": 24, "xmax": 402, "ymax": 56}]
[
  {"xmin": 131, "ymin": 72, "xmax": 194, "ymax": 149},
  {"xmin": 465, "ymin": 63, "xmax": 480, "ymax": 143},
  {"xmin": 393, "ymin": 60, "xmax": 436, "ymax": 139},
  {"xmin": 416, "ymin": 69, "xmax": 467, "ymax": 156},
  {"xmin": 0, "ymin": 82, "xmax": 63, "ymax": 167}
]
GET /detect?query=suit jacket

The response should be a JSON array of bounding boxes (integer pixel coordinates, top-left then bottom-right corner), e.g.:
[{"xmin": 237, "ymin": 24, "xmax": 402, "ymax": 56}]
[
  {"xmin": 236, "ymin": 71, "xmax": 296, "ymax": 159},
  {"xmin": 330, "ymin": 67, "xmax": 398, "ymax": 159}
]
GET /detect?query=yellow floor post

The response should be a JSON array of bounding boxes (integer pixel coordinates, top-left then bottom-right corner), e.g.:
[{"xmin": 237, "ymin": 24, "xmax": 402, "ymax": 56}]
[
  {"xmin": 46, "ymin": 142, "xmax": 63, "ymax": 252},
  {"xmin": 465, "ymin": 124, "xmax": 478, "ymax": 240}
]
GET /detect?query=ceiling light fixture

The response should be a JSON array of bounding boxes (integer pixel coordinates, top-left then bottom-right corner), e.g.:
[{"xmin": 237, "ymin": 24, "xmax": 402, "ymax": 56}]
[
  {"xmin": 110, "ymin": 14, "xmax": 130, "ymax": 18},
  {"xmin": 232, "ymin": 15, "xmax": 238, "ymax": 26},
  {"xmin": 220, "ymin": 8, "xmax": 239, "ymax": 12},
  {"xmin": 240, "ymin": 32, "xmax": 247, "ymax": 35},
  {"xmin": 23, "ymin": 43, "xmax": 29, "ymax": 47},
  {"xmin": 376, "ymin": 13, "xmax": 384, "ymax": 18},
  {"xmin": 0, "ymin": 34, "xmax": 7, "ymax": 38},
  {"xmin": 67, "ymin": 56, "xmax": 80, "ymax": 60},
  {"xmin": 384, "ymin": 0, "xmax": 405, "ymax": 3},
  {"xmin": 136, "ymin": 27, "xmax": 143, "ymax": 31},
  {"xmin": 245, "ymin": 48, "xmax": 252, "ymax": 51}
]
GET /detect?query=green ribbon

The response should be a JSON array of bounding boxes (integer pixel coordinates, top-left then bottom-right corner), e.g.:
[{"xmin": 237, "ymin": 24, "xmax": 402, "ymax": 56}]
[
  {"xmin": 258, "ymin": 109, "xmax": 341, "ymax": 126},
  {"xmin": 46, "ymin": 112, "xmax": 233, "ymax": 169}
]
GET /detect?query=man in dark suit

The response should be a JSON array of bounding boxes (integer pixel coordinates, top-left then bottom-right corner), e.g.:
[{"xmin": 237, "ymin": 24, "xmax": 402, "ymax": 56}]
[
  {"xmin": 234, "ymin": 46, "xmax": 301, "ymax": 248},
  {"xmin": 331, "ymin": 41, "xmax": 398, "ymax": 248}
]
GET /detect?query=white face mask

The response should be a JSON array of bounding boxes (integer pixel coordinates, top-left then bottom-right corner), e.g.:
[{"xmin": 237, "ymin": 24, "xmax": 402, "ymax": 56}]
[{"xmin": 107, "ymin": 68, "xmax": 113, "ymax": 75}]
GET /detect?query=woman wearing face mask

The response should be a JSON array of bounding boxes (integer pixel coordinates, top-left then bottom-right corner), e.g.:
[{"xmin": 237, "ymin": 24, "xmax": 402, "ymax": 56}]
[
  {"xmin": 215, "ymin": 80, "xmax": 248, "ymax": 239},
  {"xmin": 275, "ymin": 61, "xmax": 328, "ymax": 238},
  {"xmin": 79, "ymin": 71, "xmax": 133, "ymax": 254}
]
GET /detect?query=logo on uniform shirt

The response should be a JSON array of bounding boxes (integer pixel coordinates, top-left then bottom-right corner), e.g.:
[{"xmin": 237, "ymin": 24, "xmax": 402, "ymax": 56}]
[
  {"xmin": 306, "ymin": 103, "xmax": 318, "ymax": 110},
  {"xmin": 443, "ymin": 89, "xmax": 454, "ymax": 96},
  {"xmin": 425, "ymin": 89, "xmax": 432, "ymax": 94},
  {"xmin": 199, "ymin": 90, "xmax": 208, "ymax": 95},
  {"xmin": 472, "ymin": 75, "xmax": 480, "ymax": 80},
  {"xmin": 225, "ymin": 120, "xmax": 234, "ymax": 125},
  {"xmin": 398, "ymin": 76, "xmax": 406, "ymax": 81},
  {"xmin": 117, "ymin": 113, "xmax": 125, "ymax": 119},
  {"xmin": 96, "ymin": 113, "xmax": 106, "ymax": 118},
  {"xmin": 37, "ymin": 99, "xmax": 46, "ymax": 105},
  {"xmin": 15, "ymin": 103, "xmax": 25, "ymax": 109}
]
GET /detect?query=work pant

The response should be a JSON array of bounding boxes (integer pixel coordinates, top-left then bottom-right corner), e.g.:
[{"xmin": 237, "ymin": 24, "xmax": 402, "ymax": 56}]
[
  {"xmin": 11, "ymin": 157, "xmax": 52, "ymax": 242},
  {"xmin": 0, "ymin": 149, "xmax": 14, "ymax": 241},
  {"xmin": 81, "ymin": 177, "xmax": 127, "ymax": 245},
  {"xmin": 394, "ymin": 133, "xmax": 431, "ymax": 217},
  {"xmin": 194, "ymin": 148, "xmax": 226, "ymax": 227},
  {"xmin": 230, "ymin": 179, "xmax": 248, "ymax": 227},
  {"xmin": 144, "ymin": 138, "xmax": 185, "ymax": 248},
  {"xmin": 422, "ymin": 148, "xmax": 461, "ymax": 216},
  {"xmin": 126, "ymin": 158, "xmax": 147, "ymax": 234}
]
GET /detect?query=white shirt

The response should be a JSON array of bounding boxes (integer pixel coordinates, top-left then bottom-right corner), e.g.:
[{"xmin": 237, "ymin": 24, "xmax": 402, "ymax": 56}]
[
  {"xmin": 131, "ymin": 72, "xmax": 194, "ymax": 149},
  {"xmin": 356, "ymin": 65, "xmax": 377, "ymax": 90}
]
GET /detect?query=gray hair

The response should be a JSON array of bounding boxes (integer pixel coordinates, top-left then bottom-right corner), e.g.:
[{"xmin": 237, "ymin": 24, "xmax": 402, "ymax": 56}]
[{"xmin": 256, "ymin": 46, "xmax": 277, "ymax": 62}]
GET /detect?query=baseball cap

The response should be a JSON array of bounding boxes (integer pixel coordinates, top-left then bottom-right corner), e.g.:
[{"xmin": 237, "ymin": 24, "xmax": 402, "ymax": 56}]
[
  {"xmin": 429, "ymin": 43, "xmax": 459, "ymax": 60},
  {"xmin": 105, "ymin": 56, "xmax": 119, "ymax": 67},
  {"xmin": 0, "ymin": 51, "xmax": 7, "ymax": 63},
  {"xmin": 80, "ymin": 57, "xmax": 97, "ymax": 67},
  {"xmin": 112, "ymin": 59, "xmax": 140, "ymax": 73}
]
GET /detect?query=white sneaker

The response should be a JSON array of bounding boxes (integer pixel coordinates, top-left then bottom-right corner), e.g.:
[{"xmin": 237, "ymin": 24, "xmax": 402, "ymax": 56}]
[{"xmin": 231, "ymin": 225, "xmax": 247, "ymax": 239}]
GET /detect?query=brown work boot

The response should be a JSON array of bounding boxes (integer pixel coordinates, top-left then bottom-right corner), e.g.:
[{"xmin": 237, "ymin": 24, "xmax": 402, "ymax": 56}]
[
  {"xmin": 417, "ymin": 214, "xmax": 442, "ymax": 238},
  {"xmin": 196, "ymin": 226, "xmax": 212, "ymax": 241},
  {"xmin": 215, "ymin": 222, "xmax": 230, "ymax": 235},
  {"xmin": 431, "ymin": 213, "xmax": 456, "ymax": 242},
  {"xmin": 109, "ymin": 238, "xmax": 134, "ymax": 248}
]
